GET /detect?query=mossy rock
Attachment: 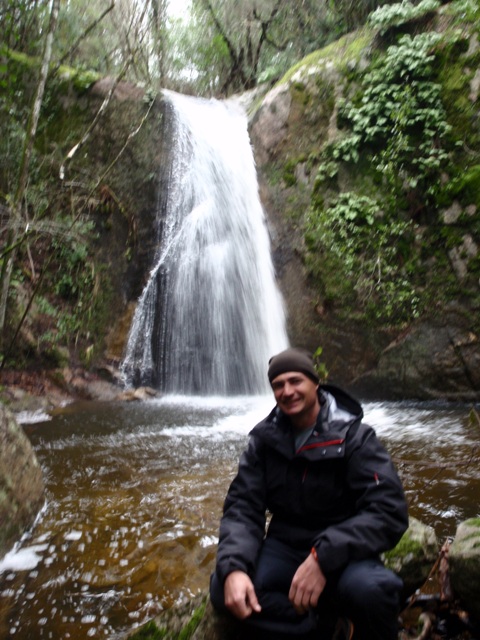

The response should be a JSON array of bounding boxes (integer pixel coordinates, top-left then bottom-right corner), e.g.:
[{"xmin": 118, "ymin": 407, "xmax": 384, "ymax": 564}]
[
  {"xmin": 126, "ymin": 519, "xmax": 442, "ymax": 639},
  {"xmin": 383, "ymin": 517, "xmax": 439, "ymax": 597},
  {"xmin": 449, "ymin": 518, "xmax": 480, "ymax": 620},
  {"xmin": 0, "ymin": 403, "xmax": 45, "ymax": 557},
  {"xmin": 125, "ymin": 594, "xmax": 245, "ymax": 640}
]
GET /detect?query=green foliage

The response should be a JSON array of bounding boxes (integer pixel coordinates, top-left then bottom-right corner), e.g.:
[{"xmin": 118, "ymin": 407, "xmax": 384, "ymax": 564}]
[
  {"xmin": 329, "ymin": 32, "xmax": 451, "ymax": 202},
  {"xmin": 446, "ymin": 164, "xmax": 480, "ymax": 208},
  {"xmin": 306, "ymin": 192, "xmax": 419, "ymax": 322},
  {"xmin": 51, "ymin": 231, "xmax": 92, "ymax": 301},
  {"xmin": 368, "ymin": 0, "xmax": 440, "ymax": 34},
  {"xmin": 277, "ymin": 31, "xmax": 373, "ymax": 87},
  {"xmin": 283, "ymin": 158, "xmax": 302, "ymax": 186},
  {"xmin": 312, "ymin": 346, "xmax": 329, "ymax": 382},
  {"xmin": 49, "ymin": 232, "xmax": 99, "ymax": 346},
  {"xmin": 126, "ymin": 598, "xmax": 207, "ymax": 640},
  {"xmin": 303, "ymin": 20, "xmax": 479, "ymax": 327},
  {"xmin": 0, "ymin": 0, "xmax": 49, "ymax": 56},
  {"xmin": 177, "ymin": 599, "xmax": 207, "ymax": 640},
  {"xmin": 447, "ymin": 0, "xmax": 480, "ymax": 24}
]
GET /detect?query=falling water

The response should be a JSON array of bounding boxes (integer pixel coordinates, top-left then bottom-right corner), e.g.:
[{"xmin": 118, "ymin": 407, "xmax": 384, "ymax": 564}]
[{"xmin": 121, "ymin": 91, "xmax": 288, "ymax": 395}]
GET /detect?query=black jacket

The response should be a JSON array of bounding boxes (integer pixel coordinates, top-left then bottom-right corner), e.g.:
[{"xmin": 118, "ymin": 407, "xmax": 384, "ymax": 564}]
[{"xmin": 215, "ymin": 384, "xmax": 409, "ymax": 584}]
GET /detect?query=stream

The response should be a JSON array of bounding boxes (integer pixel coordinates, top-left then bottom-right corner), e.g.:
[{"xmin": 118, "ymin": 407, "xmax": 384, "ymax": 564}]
[{"xmin": 1, "ymin": 396, "xmax": 479, "ymax": 639}]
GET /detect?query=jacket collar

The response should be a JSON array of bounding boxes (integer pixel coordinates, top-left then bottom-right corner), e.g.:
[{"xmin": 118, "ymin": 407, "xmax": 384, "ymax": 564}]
[{"xmin": 250, "ymin": 384, "xmax": 363, "ymax": 453}]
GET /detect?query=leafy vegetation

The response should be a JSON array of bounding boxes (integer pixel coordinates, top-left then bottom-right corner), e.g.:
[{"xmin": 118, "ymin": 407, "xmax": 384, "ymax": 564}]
[
  {"xmin": 306, "ymin": 193, "xmax": 419, "ymax": 322},
  {"xmin": 126, "ymin": 597, "xmax": 207, "ymax": 640},
  {"xmin": 326, "ymin": 31, "xmax": 452, "ymax": 200},
  {"xmin": 303, "ymin": 16, "xmax": 479, "ymax": 326},
  {"xmin": 367, "ymin": 0, "xmax": 440, "ymax": 33}
]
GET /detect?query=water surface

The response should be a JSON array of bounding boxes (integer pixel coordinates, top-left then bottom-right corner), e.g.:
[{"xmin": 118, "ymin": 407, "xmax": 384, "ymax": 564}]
[{"xmin": 1, "ymin": 397, "xmax": 479, "ymax": 639}]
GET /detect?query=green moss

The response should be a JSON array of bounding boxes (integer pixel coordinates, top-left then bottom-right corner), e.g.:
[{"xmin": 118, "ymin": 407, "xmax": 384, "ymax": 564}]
[
  {"xmin": 384, "ymin": 532, "xmax": 424, "ymax": 561},
  {"xmin": 448, "ymin": 165, "xmax": 480, "ymax": 207},
  {"xmin": 444, "ymin": 0, "xmax": 480, "ymax": 25},
  {"xmin": 262, "ymin": 162, "xmax": 285, "ymax": 187},
  {"xmin": 2, "ymin": 47, "xmax": 99, "ymax": 93},
  {"xmin": 56, "ymin": 65, "xmax": 100, "ymax": 91},
  {"xmin": 3, "ymin": 47, "xmax": 38, "ymax": 68},
  {"xmin": 283, "ymin": 155, "xmax": 308, "ymax": 186},
  {"xmin": 292, "ymin": 81, "xmax": 307, "ymax": 93},
  {"xmin": 465, "ymin": 517, "xmax": 480, "ymax": 527},
  {"xmin": 127, "ymin": 598, "xmax": 207, "ymax": 640},
  {"xmin": 177, "ymin": 599, "xmax": 207, "ymax": 640},
  {"xmin": 291, "ymin": 82, "xmax": 311, "ymax": 107},
  {"xmin": 127, "ymin": 621, "xmax": 166, "ymax": 639},
  {"xmin": 439, "ymin": 58, "xmax": 478, "ymax": 148},
  {"xmin": 276, "ymin": 28, "xmax": 373, "ymax": 87}
]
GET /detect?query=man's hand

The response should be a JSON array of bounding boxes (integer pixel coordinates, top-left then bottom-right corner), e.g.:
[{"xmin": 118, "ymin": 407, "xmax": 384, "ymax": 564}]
[
  {"xmin": 288, "ymin": 552, "xmax": 326, "ymax": 614},
  {"xmin": 224, "ymin": 570, "xmax": 262, "ymax": 619}
]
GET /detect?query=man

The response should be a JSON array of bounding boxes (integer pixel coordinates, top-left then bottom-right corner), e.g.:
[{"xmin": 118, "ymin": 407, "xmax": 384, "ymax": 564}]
[{"xmin": 210, "ymin": 348, "xmax": 409, "ymax": 639}]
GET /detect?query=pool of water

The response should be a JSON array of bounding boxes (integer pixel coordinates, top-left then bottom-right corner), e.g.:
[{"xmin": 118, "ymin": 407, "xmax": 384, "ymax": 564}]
[{"xmin": 1, "ymin": 396, "xmax": 479, "ymax": 639}]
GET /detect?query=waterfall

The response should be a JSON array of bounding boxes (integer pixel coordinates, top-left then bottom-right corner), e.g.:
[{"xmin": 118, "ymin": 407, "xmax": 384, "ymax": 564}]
[{"xmin": 121, "ymin": 91, "xmax": 288, "ymax": 395}]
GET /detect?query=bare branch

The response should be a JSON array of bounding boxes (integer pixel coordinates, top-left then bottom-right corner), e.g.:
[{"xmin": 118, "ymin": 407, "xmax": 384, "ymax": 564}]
[
  {"xmin": 0, "ymin": 0, "xmax": 61, "ymax": 341},
  {"xmin": 54, "ymin": 1, "xmax": 116, "ymax": 70},
  {"xmin": 94, "ymin": 98, "xmax": 156, "ymax": 189},
  {"xmin": 253, "ymin": 0, "xmax": 287, "ymax": 62},
  {"xmin": 202, "ymin": 0, "xmax": 240, "ymax": 71},
  {"xmin": 59, "ymin": 54, "xmax": 134, "ymax": 182}
]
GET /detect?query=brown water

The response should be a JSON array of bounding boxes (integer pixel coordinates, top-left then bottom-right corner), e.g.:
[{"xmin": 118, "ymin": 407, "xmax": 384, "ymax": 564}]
[{"xmin": 1, "ymin": 396, "xmax": 479, "ymax": 639}]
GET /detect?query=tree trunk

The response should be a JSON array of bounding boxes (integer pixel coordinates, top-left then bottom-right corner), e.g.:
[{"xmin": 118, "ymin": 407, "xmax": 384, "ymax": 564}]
[{"xmin": 0, "ymin": 0, "xmax": 60, "ymax": 351}]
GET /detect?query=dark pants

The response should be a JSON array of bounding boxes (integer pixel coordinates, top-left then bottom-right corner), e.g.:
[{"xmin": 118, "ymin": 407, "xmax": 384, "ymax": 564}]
[{"xmin": 210, "ymin": 537, "xmax": 403, "ymax": 640}]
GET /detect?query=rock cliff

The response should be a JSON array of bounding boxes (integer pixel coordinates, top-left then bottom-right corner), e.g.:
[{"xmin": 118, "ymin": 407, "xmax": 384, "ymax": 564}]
[{"xmin": 248, "ymin": 2, "xmax": 480, "ymax": 400}]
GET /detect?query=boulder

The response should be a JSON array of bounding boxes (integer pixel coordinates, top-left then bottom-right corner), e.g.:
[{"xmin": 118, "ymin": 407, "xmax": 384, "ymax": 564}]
[
  {"xmin": 124, "ymin": 593, "xmax": 244, "ymax": 640},
  {"xmin": 383, "ymin": 517, "xmax": 439, "ymax": 598},
  {"xmin": 0, "ymin": 402, "xmax": 45, "ymax": 558},
  {"xmin": 449, "ymin": 518, "xmax": 480, "ymax": 620},
  {"xmin": 125, "ymin": 518, "xmax": 442, "ymax": 639},
  {"xmin": 351, "ymin": 316, "xmax": 480, "ymax": 401}
]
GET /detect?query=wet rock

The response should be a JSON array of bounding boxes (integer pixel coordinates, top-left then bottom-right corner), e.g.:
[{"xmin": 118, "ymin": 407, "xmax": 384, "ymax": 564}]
[
  {"xmin": 350, "ymin": 314, "xmax": 480, "ymax": 401},
  {"xmin": 448, "ymin": 234, "xmax": 479, "ymax": 281},
  {"xmin": 117, "ymin": 387, "xmax": 159, "ymax": 401},
  {"xmin": 383, "ymin": 517, "xmax": 439, "ymax": 598},
  {"xmin": 0, "ymin": 403, "xmax": 45, "ymax": 558},
  {"xmin": 58, "ymin": 367, "xmax": 122, "ymax": 401},
  {"xmin": 250, "ymin": 84, "xmax": 292, "ymax": 164},
  {"xmin": 125, "ymin": 593, "xmax": 249, "ymax": 640},
  {"xmin": 449, "ymin": 518, "xmax": 480, "ymax": 620}
]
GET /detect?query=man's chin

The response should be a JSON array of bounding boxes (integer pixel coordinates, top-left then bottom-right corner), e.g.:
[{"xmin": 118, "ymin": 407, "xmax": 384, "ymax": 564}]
[{"xmin": 280, "ymin": 403, "xmax": 302, "ymax": 415}]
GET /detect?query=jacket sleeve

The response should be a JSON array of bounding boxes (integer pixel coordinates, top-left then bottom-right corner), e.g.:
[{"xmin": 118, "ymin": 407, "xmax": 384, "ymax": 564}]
[
  {"xmin": 214, "ymin": 435, "xmax": 267, "ymax": 584},
  {"xmin": 314, "ymin": 423, "xmax": 408, "ymax": 574}
]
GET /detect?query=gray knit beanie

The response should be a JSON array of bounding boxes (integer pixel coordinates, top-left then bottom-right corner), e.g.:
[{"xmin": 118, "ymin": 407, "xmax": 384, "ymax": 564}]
[{"xmin": 267, "ymin": 348, "xmax": 320, "ymax": 384}]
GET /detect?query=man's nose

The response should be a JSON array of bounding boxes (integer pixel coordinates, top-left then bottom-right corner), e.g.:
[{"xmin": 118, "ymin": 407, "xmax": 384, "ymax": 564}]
[{"xmin": 283, "ymin": 382, "xmax": 294, "ymax": 395}]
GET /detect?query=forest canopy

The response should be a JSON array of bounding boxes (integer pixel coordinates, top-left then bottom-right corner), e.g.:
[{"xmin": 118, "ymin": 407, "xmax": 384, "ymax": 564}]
[{"xmin": 1, "ymin": 0, "xmax": 400, "ymax": 97}]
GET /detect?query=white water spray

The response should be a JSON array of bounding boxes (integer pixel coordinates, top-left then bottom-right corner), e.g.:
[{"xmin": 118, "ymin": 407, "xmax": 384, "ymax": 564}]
[{"xmin": 121, "ymin": 91, "xmax": 288, "ymax": 395}]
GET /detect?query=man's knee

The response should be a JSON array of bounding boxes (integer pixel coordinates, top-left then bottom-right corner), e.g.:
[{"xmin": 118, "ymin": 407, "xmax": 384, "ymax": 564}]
[{"xmin": 336, "ymin": 559, "xmax": 402, "ymax": 611}]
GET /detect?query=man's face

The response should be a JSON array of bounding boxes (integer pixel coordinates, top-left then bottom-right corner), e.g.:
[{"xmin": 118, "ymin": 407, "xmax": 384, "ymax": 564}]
[{"xmin": 270, "ymin": 371, "xmax": 319, "ymax": 425}]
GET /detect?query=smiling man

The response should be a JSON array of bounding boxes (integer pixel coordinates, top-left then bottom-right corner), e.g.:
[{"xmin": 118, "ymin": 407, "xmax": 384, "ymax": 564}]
[{"xmin": 210, "ymin": 348, "xmax": 409, "ymax": 640}]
